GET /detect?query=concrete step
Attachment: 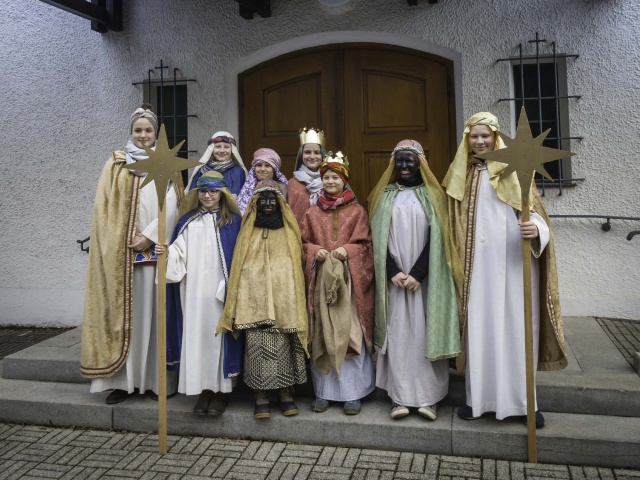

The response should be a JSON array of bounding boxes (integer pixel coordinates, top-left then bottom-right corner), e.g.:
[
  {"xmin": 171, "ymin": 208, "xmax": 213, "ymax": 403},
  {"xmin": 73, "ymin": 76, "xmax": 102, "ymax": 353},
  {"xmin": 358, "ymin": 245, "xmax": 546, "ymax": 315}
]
[
  {"xmin": 4, "ymin": 325, "xmax": 640, "ymax": 418},
  {"xmin": 0, "ymin": 376, "xmax": 637, "ymax": 470}
]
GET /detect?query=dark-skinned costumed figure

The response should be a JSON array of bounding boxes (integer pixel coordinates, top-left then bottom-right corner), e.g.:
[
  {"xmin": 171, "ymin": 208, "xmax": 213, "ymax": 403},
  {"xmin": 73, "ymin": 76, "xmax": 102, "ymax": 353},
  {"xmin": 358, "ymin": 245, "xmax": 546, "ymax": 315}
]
[
  {"xmin": 369, "ymin": 140, "xmax": 462, "ymax": 421},
  {"xmin": 217, "ymin": 179, "xmax": 308, "ymax": 419}
]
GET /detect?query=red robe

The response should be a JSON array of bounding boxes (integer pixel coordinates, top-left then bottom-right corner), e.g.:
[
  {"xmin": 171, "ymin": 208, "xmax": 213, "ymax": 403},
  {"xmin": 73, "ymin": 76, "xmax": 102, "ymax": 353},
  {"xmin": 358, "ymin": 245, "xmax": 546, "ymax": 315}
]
[
  {"xmin": 288, "ymin": 177, "xmax": 312, "ymax": 224},
  {"xmin": 300, "ymin": 202, "xmax": 375, "ymax": 352}
]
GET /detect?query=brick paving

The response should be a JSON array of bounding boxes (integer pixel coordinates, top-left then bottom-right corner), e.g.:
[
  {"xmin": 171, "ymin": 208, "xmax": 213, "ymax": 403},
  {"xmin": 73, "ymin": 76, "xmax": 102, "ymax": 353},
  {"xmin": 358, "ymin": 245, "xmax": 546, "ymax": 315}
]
[
  {"xmin": 0, "ymin": 327, "xmax": 72, "ymax": 360},
  {"xmin": 596, "ymin": 318, "xmax": 640, "ymax": 366},
  {"xmin": 0, "ymin": 423, "xmax": 639, "ymax": 480}
]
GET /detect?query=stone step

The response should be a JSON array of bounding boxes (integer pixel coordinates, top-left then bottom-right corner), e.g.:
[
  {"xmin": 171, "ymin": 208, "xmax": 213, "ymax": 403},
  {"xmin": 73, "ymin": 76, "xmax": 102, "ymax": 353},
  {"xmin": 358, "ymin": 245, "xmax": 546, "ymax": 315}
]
[
  {"xmin": 4, "ymin": 325, "xmax": 640, "ymax": 418},
  {"xmin": 0, "ymin": 377, "xmax": 637, "ymax": 470}
]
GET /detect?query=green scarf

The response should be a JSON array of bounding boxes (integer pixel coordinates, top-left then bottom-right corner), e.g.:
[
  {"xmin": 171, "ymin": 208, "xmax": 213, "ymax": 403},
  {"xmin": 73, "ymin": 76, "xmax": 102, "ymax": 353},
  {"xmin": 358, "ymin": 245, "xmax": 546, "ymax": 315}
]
[{"xmin": 371, "ymin": 183, "xmax": 460, "ymax": 360}]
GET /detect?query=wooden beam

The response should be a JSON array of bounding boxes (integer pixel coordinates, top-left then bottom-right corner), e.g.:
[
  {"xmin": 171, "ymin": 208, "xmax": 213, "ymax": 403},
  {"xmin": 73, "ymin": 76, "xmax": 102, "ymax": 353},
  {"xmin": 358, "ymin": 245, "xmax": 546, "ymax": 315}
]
[
  {"xmin": 236, "ymin": 0, "xmax": 271, "ymax": 19},
  {"xmin": 39, "ymin": 0, "xmax": 122, "ymax": 32}
]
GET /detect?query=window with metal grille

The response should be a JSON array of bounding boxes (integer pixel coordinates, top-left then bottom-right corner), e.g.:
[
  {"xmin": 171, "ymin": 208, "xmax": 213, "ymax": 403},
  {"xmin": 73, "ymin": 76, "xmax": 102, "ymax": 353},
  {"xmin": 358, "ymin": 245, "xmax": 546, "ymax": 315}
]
[
  {"xmin": 498, "ymin": 34, "xmax": 582, "ymax": 195},
  {"xmin": 133, "ymin": 60, "xmax": 197, "ymax": 183}
]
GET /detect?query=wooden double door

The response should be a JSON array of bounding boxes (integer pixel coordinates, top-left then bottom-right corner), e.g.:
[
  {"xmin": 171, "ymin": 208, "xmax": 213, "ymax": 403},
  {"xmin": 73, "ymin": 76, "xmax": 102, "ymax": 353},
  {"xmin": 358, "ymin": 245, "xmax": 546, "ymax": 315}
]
[{"xmin": 239, "ymin": 44, "xmax": 456, "ymax": 203}]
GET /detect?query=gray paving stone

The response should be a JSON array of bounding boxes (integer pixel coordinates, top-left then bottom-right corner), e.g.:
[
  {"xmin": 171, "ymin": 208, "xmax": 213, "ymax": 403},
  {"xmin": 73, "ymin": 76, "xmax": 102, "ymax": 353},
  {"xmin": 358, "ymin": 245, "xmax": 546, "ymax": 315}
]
[
  {"xmin": 294, "ymin": 464, "xmax": 313, "ymax": 479},
  {"xmin": 364, "ymin": 469, "xmax": 380, "ymax": 479},
  {"xmin": 264, "ymin": 442, "xmax": 286, "ymax": 462},
  {"xmin": 240, "ymin": 440, "xmax": 262, "ymax": 459},
  {"xmin": 425, "ymin": 455, "xmax": 440, "ymax": 476},
  {"xmin": 398, "ymin": 452, "xmax": 413, "ymax": 472},
  {"xmin": 343, "ymin": 448, "xmax": 361, "ymax": 468},
  {"xmin": 100, "ymin": 469, "xmax": 143, "ymax": 478},
  {"xmin": 317, "ymin": 446, "xmax": 335, "ymax": 465},
  {"xmin": 185, "ymin": 454, "xmax": 213, "ymax": 475},
  {"xmin": 482, "ymin": 459, "xmax": 496, "ymax": 479},
  {"xmin": 211, "ymin": 457, "xmax": 236, "ymax": 478},
  {"xmin": 270, "ymin": 462, "xmax": 298, "ymax": 480},
  {"xmin": 197, "ymin": 456, "xmax": 223, "ymax": 476}
]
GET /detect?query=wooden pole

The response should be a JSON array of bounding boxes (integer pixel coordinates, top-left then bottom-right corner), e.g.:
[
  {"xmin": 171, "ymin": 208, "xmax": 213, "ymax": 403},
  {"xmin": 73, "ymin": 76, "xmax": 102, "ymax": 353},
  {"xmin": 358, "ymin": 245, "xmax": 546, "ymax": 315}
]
[
  {"xmin": 521, "ymin": 196, "xmax": 538, "ymax": 463},
  {"xmin": 157, "ymin": 203, "xmax": 168, "ymax": 455}
]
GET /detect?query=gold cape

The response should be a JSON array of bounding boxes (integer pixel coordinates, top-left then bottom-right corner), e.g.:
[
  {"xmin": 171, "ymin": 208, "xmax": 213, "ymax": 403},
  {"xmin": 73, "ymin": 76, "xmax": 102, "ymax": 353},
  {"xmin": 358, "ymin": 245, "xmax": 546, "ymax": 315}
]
[
  {"xmin": 217, "ymin": 195, "xmax": 308, "ymax": 354},
  {"xmin": 449, "ymin": 161, "xmax": 567, "ymax": 373},
  {"xmin": 80, "ymin": 151, "xmax": 139, "ymax": 378}
]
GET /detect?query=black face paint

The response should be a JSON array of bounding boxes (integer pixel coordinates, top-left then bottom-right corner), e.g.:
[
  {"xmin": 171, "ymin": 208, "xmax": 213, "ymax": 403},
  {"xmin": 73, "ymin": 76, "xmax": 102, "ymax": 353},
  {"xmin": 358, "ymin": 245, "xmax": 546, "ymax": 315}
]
[
  {"xmin": 395, "ymin": 151, "xmax": 420, "ymax": 182},
  {"xmin": 257, "ymin": 191, "xmax": 279, "ymax": 215}
]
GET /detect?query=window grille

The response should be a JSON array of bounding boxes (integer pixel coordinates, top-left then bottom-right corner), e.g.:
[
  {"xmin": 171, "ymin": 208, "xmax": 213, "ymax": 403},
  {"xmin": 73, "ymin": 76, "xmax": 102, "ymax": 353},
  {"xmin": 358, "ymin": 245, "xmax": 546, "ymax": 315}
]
[
  {"xmin": 497, "ymin": 33, "xmax": 582, "ymax": 196},
  {"xmin": 132, "ymin": 60, "xmax": 198, "ymax": 160}
]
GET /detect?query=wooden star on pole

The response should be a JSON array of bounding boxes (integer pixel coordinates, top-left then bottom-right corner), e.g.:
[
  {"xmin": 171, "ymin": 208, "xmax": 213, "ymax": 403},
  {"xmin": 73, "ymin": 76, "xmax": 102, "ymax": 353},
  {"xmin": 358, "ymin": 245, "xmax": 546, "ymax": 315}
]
[
  {"xmin": 123, "ymin": 124, "xmax": 202, "ymax": 209},
  {"xmin": 475, "ymin": 107, "xmax": 575, "ymax": 199}
]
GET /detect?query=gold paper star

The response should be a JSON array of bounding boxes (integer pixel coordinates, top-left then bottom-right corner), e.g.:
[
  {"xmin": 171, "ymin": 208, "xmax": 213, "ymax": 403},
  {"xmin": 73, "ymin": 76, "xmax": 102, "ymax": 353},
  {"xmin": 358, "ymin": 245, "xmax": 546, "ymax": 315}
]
[
  {"xmin": 475, "ymin": 107, "xmax": 575, "ymax": 198},
  {"xmin": 124, "ymin": 124, "xmax": 202, "ymax": 209}
]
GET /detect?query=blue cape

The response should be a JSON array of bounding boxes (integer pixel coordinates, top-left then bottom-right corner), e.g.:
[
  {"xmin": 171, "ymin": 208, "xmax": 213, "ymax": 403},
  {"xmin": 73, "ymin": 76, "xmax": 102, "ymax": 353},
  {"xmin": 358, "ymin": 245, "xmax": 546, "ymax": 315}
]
[{"xmin": 166, "ymin": 209, "xmax": 243, "ymax": 378}]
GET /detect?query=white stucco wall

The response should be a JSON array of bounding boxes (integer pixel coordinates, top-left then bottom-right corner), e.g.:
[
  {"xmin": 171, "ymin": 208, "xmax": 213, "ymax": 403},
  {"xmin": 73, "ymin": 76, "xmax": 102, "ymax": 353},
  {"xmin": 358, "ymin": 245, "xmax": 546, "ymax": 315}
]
[{"xmin": 0, "ymin": 0, "xmax": 638, "ymax": 325}]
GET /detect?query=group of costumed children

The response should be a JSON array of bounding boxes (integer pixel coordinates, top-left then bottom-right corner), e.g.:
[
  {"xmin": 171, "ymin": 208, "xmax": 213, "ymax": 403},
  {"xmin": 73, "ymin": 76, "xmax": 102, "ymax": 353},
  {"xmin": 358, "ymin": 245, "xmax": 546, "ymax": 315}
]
[{"xmin": 81, "ymin": 105, "xmax": 566, "ymax": 428}]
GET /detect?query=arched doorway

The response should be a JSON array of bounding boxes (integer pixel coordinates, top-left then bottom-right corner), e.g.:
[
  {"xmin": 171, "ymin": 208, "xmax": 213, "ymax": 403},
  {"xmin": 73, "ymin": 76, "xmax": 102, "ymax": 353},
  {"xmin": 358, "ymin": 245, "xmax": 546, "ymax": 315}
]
[{"xmin": 239, "ymin": 44, "xmax": 456, "ymax": 202}]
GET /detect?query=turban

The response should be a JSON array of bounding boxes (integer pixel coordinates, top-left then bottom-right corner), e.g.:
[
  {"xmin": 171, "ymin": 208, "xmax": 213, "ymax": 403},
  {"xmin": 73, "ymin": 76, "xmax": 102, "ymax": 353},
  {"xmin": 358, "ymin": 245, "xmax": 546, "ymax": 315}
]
[
  {"xmin": 130, "ymin": 107, "xmax": 158, "ymax": 134},
  {"xmin": 252, "ymin": 148, "xmax": 282, "ymax": 171}
]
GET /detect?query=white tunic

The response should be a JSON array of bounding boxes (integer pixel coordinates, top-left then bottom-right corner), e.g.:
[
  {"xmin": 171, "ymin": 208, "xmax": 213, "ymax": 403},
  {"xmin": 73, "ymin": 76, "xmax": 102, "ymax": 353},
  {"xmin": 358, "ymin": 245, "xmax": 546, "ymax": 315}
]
[
  {"xmin": 375, "ymin": 189, "xmax": 450, "ymax": 408},
  {"xmin": 465, "ymin": 168, "xmax": 549, "ymax": 419},
  {"xmin": 91, "ymin": 181, "xmax": 179, "ymax": 395},
  {"xmin": 165, "ymin": 211, "xmax": 235, "ymax": 395},
  {"xmin": 311, "ymin": 279, "xmax": 375, "ymax": 402}
]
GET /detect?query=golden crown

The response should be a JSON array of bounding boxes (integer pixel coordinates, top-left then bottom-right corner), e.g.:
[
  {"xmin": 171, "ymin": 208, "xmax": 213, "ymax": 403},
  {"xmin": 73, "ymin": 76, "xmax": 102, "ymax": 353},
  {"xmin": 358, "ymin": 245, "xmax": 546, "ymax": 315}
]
[
  {"xmin": 323, "ymin": 151, "xmax": 349, "ymax": 166},
  {"xmin": 299, "ymin": 127, "xmax": 325, "ymax": 147}
]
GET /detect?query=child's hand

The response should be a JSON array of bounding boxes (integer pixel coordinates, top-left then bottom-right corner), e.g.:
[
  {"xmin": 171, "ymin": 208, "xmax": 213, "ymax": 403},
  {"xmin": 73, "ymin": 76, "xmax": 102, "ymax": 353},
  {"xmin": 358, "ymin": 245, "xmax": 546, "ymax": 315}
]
[
  {"xmin": 391, "ymin": 272, "xmax": 407, "ymax": 288},
  {"xmin": 518, "ymin": 220, "xmax": 539, "ymax": 239},
  {"xmin": 155, "ymin": 244, "xmax": 167, "ymax": 255},
  {"xmin": 402, "ymin": 275, "xmax": 420, "ymax": 292},
  {"xmin": 316, "ymin": 249, "xmax": 330, "ymax": 262},
  {"xmin": 332, "ymin": 247, "xmax": 348, "ymax": 261},
  {"xmin": 129, "ymin": 233, "xmax": 153, "ymax": 252}
]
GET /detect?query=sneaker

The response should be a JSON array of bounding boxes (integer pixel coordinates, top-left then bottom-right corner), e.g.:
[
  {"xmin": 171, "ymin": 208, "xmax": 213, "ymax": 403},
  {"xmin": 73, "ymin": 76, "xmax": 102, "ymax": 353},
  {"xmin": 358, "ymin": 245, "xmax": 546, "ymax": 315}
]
[
  {"xmin": 390, "ymin": 402, "xmax": 409, "ymax": 419},
  {"xmin": 521, "ymin": 410, "xmax": 545, "ymax": 429},
  {"xmin": 278, "ymin": 387, "xmax": 299, "ymax": 416},
  {"xmin": 344, "ymin": 399, "xmax": 361, "ymax": 415},
  {"xmin": 311, "ymin": 397, "xmax": 329, "ymax": 413},
  {"xmin": 418, "ymin": 404, "xmax": 437, "ymax": 420},
  {"xmin": 457, "ymin": 404, "xmax": 480, "ymax": 420},
  {"xmin": 254, "ymin": 390, "xmax": 271, "ymax": 419}
]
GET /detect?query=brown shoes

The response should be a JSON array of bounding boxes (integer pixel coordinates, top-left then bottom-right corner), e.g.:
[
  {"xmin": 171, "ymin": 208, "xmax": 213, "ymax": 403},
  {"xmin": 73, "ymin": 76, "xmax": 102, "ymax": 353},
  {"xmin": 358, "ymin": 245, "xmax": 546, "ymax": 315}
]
[
  {"xmin": 208, "ymin": 392, "xmax": 229, "ymax": 416},
  {"xmin": 105, "ymin": 389, "xmax": 132, "ymax": 405},
  {"xmin": 193, "ymin": 390, "xmax": 214, "ymax": 415},
  {"xmin": 193, "ymin": 390, "xmax": 228, "ymax": 416}
]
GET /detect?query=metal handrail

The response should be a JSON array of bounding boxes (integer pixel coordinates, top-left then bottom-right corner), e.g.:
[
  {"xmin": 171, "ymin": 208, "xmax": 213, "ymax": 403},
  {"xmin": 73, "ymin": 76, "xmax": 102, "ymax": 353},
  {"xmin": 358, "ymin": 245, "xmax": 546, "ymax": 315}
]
[
  {"xmin": 77, "ymin": 237, "xmax": 90, "ymax": 253},
  {"xmin": 549, "ymin": 215, "xmax": 640, "ymax": 238}
]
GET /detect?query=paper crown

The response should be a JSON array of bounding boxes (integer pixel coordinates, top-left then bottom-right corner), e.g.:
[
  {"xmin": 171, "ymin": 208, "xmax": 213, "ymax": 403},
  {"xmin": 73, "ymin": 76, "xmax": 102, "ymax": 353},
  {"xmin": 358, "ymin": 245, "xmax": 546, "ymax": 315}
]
[
  {"xmin": 299, "ymin": 127, "xmax": 325, "ymax": 147},
  {"xmin": 323, "ymin": 151, "xmax": 349, "ymax": 166}
]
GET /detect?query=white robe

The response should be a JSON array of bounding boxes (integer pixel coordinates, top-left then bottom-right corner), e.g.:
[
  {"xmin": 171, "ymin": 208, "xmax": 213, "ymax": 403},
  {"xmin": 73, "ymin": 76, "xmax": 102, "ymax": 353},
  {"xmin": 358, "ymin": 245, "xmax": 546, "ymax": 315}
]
[
  {"xmin": 91, "ymin": 181, "xmax": 179, "ymax": 395},
  {"xmin": 465, "ymin": 168, "xmax": 549, "ymax": 419},
  {"xmin": 311, "ymin": 279, "xmax": 375, "ymax": 402},
  {"xmin": 165, "ymin": 211, "xmax": 235, "ymax": 395},
  {"xmin": 375, "ymin": 189, "xmax": 450, "ymax": 408}
]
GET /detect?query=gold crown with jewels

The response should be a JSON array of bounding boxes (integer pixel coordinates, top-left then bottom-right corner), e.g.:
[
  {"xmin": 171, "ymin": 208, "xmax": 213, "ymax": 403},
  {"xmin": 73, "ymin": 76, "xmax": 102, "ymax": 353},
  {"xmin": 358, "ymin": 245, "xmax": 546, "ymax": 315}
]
[
  {"xmin": 299, "ymin": 127, "xmax": 325, "ymax": 147},
  {"xmin": 323, "ymin": 151, "xmax": 349, "ymax": 166}
]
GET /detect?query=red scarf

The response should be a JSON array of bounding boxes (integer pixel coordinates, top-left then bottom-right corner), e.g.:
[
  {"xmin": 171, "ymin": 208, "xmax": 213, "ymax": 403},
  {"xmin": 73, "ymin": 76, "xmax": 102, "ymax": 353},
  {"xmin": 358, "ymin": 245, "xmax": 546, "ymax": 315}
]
[{"xmin": 317, "ymin": 189, "xmax": 356, "ymax": 210}]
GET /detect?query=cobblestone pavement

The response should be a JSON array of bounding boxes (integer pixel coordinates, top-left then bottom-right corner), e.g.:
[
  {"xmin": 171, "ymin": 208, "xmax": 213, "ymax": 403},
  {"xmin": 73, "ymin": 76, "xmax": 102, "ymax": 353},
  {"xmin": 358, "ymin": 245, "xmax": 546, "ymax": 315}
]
[
  {"xmin": 1, "ymin": 423, "xmax": 640, "ymax": 480},
  {"xmin": 597, "ymin": 318, "xmax": 640, "ymax": 366},
  {"xmin": 0, "ymin": 328, "xmax": 72, "ymax": 359}
]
